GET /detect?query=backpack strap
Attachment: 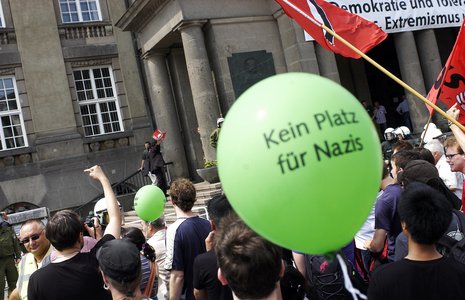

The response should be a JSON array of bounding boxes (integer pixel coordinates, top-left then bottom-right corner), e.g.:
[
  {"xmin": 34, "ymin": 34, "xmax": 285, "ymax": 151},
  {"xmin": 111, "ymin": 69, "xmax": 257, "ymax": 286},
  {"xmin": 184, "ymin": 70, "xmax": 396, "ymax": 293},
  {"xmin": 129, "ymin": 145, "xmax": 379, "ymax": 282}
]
[{"xmin": 143, "ymin": 261, "xmax": 157, "ymax": 297}]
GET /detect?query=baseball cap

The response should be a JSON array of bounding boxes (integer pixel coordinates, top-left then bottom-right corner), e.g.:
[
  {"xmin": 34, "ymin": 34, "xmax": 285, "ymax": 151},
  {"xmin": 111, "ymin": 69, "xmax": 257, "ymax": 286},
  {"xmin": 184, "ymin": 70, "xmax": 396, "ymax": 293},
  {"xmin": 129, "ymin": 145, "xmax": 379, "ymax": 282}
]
[
  {"xmin": 96, "ymin": 239, "xmax": 141, "ymax": 282},
  {"xmin": 398, "ymin": 160, "xmax": 439, "ymax": 184}
]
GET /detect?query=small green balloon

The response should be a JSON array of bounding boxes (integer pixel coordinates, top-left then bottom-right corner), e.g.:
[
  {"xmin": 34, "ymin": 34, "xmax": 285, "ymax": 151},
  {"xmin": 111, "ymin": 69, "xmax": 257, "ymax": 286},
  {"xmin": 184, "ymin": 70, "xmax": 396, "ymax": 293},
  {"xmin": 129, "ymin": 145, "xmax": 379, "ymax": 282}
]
[
  {"xmin": 134, "ymin": 185, "xmax": 165, "ymax": 222},
  {"xmin": 217, "ymin": 73, "xmax": 382, "ymax": 254}
]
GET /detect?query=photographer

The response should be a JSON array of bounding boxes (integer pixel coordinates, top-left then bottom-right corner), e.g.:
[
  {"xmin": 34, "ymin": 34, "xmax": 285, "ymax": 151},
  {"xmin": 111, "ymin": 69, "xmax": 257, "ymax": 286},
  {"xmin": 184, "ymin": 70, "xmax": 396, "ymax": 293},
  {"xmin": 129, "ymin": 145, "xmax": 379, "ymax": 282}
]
[{"xmin": 28, "ymin": 165, "xmax": 121, "ymax": 300}]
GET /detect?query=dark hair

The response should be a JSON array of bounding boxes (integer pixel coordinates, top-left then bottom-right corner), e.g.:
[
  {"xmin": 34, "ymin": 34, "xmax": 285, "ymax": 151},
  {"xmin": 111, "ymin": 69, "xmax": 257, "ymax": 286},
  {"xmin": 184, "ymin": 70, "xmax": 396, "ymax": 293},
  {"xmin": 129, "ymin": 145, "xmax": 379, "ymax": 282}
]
[
  {"xmin": 149, "ymin": 216, "xmax": 165, "ymax": 229},
  {"xmin": 45, "ymin": 210, "xmax": 84, "ymax": 251},
  {"xmin": 415, "ymin": 147, "xmax": 436, "ymax": 165},
  {"xmin": 107, "ymin": 273, "xmax": 142, "ymax": 298},
  {"xmin": 391, "ymin": 150, "xmax": 421, "ymax": 170},
  {"xmin": 392, "ymin": 140, "xmax": 413, "ymax": 153},
  {"xmin": 169, "ymin": 178, "xmax": 196, "ymax": 212},
  {"xmin": 382, "ymin": 164, "xmax": 389, "ymax": 179},
  {"xmin": 121, "ymin": 227, "xmax": 155, "ymax": 262},
  {"xmin": 398, "ymin": 182, "xmax": 452, "ymax": 244},
  {"xmin": 215, "ymin": 214, "xmax": 282, "ymax": 299},
  {"xmin": 207, "ymin": 194, "xmax": 233, "ymax": 226}
]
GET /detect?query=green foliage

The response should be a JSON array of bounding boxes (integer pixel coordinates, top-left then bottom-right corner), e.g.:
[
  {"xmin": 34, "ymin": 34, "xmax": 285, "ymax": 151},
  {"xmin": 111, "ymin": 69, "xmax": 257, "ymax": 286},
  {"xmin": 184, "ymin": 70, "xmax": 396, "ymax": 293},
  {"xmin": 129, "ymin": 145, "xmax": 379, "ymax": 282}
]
[{"xmin": 204, "ymin": 160, "xmax": 217, "ymax": 168}]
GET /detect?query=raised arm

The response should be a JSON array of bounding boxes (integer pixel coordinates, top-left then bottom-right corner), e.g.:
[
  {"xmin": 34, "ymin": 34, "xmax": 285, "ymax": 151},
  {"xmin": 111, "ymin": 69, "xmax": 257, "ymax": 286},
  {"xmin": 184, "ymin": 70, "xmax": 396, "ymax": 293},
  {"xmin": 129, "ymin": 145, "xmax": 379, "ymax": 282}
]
[
  {"xmin": 84, "ymin": 165, "xmax": 121, "ymax": 238},
  {"xmin": 447, "ymin": 104, "xmax": 465, "ymax": 153}
]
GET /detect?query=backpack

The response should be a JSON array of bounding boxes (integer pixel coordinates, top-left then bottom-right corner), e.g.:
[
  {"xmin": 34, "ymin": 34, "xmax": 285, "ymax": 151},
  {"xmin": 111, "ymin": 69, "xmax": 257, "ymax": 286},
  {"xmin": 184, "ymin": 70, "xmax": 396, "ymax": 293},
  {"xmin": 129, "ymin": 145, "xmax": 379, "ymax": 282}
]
[
  {"xmin": 304, "ymin": 253, "xmax": 367, "ymax": 300},
  {"xmin": 437, "ymin": 210, "xmax": 465, "ymax": 264}
]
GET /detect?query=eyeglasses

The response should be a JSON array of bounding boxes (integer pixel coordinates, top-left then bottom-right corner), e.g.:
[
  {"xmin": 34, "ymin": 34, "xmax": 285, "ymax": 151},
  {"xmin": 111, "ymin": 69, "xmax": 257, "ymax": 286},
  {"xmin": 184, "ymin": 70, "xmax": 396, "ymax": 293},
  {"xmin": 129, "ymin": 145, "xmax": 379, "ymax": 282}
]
[
  {"xmin": 20, "ymin": 230, "xmax": 43, "ymax": 244},
  {"xmin": 445, "ymin": 153, "xmax": 462, "ymax": 160}
]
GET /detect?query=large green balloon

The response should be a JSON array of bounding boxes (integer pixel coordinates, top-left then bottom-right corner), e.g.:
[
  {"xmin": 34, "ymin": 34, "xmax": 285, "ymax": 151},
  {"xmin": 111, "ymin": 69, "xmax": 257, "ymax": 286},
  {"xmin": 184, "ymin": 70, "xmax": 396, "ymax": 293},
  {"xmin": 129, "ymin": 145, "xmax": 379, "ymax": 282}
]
[
  {"xmin": 217, "ymin": 73, "xmax": 382, "ymax": 254},
  {"xmin": 134, "ymin": 185, "xmax": 165, "ymax": 222}
]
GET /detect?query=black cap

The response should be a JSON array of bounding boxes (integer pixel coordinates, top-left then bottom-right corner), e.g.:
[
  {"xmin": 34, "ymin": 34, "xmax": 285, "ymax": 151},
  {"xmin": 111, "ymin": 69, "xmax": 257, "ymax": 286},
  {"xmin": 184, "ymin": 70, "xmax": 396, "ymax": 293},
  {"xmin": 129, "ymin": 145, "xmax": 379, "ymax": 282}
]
[
  {"xmin": 398, "ymin": 160, "xmax": 439, "ymax": 184},
  {"xmin": 96, "ymin": 239, "xmax": 141, "ymax": 282}
]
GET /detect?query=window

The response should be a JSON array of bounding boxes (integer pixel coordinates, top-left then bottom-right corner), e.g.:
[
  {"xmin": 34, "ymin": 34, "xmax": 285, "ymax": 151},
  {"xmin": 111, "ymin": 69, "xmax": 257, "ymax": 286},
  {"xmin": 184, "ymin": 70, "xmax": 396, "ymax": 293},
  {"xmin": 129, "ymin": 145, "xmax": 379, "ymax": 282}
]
[
  {"xmin": 0, "ymin": 77, "xmax": 28, "ymax": 151},
  {"xmin": 59, "ymin": 0, "xmax": 101, "ymax": 23},
  {"xmin": 73, "ymin": 67, "xmax": 123, "ymax": 137}
]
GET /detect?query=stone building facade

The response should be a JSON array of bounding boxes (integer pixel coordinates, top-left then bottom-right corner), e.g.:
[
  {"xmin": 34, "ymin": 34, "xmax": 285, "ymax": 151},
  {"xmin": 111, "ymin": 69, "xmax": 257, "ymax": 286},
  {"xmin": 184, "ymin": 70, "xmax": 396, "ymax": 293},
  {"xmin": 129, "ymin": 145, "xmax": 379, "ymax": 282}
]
[
  {"xmin": 0, "ymin": 0, "xmax": 154, "ymax": 212},
  {"xmin": 116, "ymin": 0, "xmax": 459, "ymax": 172},
  {"xmin": 0, "ymin": 0, "xmax": 461, "ymax": 212}
]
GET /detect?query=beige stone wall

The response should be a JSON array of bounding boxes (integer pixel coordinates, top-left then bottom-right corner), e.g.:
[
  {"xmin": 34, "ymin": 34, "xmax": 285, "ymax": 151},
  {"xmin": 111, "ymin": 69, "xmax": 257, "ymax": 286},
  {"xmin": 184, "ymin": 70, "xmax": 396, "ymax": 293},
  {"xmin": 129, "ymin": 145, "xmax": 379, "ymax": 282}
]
[
  {"xmin": 10, "ymin": 0, "xmax": 76, "ymax": 134},
  {"xmin": 206, "ymin": 16, "xmax": 287, "ymax": 110}
]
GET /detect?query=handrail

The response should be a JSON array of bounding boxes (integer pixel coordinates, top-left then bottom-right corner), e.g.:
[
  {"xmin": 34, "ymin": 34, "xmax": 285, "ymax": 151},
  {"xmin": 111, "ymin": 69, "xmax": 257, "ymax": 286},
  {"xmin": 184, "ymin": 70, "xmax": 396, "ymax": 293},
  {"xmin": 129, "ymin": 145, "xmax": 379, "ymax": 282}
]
[
  {"xmin": 74, "ymin": 162, "xmax": 173, "ymax": 215},
  {"xmin": 74, "ymin": 169, "xmax": 145, "ymax": 213}
]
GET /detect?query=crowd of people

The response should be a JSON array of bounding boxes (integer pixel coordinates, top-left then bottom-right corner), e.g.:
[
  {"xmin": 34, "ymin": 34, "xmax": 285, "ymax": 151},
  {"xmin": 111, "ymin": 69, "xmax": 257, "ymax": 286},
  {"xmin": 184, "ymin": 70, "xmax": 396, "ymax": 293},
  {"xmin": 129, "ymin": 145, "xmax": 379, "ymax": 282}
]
[{"xmin": 3, "ymin": 104, "xmax": 465, "ymax": 300}]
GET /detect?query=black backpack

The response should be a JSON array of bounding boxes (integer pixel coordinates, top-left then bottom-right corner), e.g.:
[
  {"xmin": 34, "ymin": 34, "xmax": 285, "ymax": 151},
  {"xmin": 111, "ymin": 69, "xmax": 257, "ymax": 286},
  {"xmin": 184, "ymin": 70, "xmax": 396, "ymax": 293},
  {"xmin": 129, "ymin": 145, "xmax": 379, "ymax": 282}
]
[
  {"xmin": 304, "ymin": 253, "xmax": 367, "ymax": 300},
  {"xmin": 437, "ymin": 210, "xmax": 465, "ymax": 264}
]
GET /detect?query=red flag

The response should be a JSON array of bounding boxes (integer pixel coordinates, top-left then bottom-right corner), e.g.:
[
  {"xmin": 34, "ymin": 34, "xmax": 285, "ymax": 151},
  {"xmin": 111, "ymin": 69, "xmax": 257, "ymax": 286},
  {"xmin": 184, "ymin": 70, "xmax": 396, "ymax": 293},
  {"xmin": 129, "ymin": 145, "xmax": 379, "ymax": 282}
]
[
  {"xmin": 426, "ymin": 20, "xmax": 465, "ymax": 124},
  {"xmin": 275, "ymin": 0, "xmax": 387, "ymax": 59}
]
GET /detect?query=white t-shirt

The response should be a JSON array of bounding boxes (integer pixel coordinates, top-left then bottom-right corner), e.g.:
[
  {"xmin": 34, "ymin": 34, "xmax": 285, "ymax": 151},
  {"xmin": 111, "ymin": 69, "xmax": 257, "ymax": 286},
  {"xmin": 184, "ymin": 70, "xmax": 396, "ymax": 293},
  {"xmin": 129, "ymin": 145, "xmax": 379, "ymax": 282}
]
[
  {"xmin": 354, "ymin": 190, "xmax": 383, "ymax": 249},
  {"xmin": 437, "ymin": 154, "xmax": 463, "ymax": 199}
]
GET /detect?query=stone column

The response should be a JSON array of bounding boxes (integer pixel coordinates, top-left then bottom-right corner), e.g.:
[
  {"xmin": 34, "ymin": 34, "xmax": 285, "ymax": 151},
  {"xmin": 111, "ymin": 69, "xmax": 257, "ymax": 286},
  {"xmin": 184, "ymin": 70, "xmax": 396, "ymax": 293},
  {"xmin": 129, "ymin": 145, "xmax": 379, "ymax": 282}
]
[
  {"xmin": 168, "ymin": 48, "xmax": 205, "ymax": 177},
  {"xmin": 143, "ymin": 50, "xmax": 189, "ymax": 179},
  {"xmin": 415, "ymin": 29, "xmax": 448, "ymax": 129},
  {"xmin": 315, "ymin": 44, "xmax": 341, "ymax": 83},
  {"xmin": 179, "ymin": 21, "xmax": 220, "ymax": 162},
  {"xmin": 394, "ymin": 32, "xmax": 429, "ymax": 133},
  {"xmin": 275, "ymin": 10, "xmax": 319, "ymax": 74},
  {"xmin": 415, "ymin": 30, "xmax": 442, "ymax": 91}
]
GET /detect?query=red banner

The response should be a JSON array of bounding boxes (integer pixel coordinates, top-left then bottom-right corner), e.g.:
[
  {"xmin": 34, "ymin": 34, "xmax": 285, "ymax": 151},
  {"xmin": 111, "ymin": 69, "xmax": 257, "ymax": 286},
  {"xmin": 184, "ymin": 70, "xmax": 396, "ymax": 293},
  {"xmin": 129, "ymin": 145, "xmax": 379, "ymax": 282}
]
[
  {"xmin": 426, "ymin": 20, "xmax": 465, "ymax": 123},
  {"xmin": 276, "ymin": 0, "xmax": 387, "ymax": 59}
]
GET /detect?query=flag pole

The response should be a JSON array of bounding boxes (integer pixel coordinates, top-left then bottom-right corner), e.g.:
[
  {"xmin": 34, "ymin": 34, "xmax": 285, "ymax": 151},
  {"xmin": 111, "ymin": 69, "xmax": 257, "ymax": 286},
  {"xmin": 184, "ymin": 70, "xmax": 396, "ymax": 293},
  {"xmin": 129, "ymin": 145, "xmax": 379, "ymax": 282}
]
[
  {"xmin": 281, "ymin": 0, "xmax": 465, "ymax": 132},
  {"xmin": 320, "ymin": 23, "xmax": 465, "ymax": 132},
  {"xmin": 419, "ymin": 114, "xmax": 433, "ymax": 147}
]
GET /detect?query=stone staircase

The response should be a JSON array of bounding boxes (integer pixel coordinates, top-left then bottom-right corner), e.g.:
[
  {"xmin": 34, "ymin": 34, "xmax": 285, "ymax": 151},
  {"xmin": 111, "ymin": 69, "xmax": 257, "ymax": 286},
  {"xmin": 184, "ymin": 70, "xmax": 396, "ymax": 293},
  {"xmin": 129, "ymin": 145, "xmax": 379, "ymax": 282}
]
[{"xmin": 123, "ymin": 181, "xmax": 222, "ymax": 229}]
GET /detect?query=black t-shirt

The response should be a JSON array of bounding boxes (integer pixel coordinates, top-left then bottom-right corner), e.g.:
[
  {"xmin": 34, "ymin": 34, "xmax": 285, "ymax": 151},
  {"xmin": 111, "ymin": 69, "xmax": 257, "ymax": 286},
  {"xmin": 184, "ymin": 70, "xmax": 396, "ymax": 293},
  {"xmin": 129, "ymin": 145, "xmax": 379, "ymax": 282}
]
[
  {"xmin": 368, "ymin": 256, "xmax": 465, "ymax": 300},
  {"xmin": 28, "ymin": 234, "xmax": 115, "ymax": 300},
  {"xmin": 193, "ymin": 250, "xmax": 233, "ymax": 300}
]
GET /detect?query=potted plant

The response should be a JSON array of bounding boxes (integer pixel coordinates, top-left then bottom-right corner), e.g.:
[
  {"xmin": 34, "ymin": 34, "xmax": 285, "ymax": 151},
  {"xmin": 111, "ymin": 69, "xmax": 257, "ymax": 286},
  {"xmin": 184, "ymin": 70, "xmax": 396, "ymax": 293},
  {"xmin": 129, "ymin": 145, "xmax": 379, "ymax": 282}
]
[{"xmin": 196, "ymin": 160, "xmax": 219, "ymax": 183}]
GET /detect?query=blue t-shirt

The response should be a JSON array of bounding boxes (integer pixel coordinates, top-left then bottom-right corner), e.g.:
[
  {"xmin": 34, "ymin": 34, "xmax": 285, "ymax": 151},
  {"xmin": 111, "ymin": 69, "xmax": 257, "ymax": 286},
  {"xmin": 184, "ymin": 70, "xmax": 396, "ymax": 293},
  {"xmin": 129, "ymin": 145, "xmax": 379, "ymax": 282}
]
[
  {"xmin": 170, "ymin": 216, "xmax": 211, "ymax": 300},
  {"xmin": 374, "ymin": 183, "xmax": 402, "ymax": 262}
]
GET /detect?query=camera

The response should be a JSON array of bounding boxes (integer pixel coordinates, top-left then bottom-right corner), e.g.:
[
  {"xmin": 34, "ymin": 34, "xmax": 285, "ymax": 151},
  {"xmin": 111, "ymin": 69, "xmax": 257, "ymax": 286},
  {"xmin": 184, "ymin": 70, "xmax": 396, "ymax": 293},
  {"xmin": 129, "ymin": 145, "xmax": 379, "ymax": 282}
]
[{"xmin": 85, "ymin": 212, "xmax": 95, "ymax": 228}]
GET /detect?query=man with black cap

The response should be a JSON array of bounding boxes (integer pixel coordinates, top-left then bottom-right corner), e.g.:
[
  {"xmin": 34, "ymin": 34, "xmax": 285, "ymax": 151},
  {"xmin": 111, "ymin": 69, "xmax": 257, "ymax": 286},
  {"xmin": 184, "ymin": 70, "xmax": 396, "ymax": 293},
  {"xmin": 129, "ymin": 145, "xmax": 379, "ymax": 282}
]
[
  {"xmin": 28, "ymin": 165, "xmax": 120, "ymax": 300},
  {"xmin": 97, "ymin": 239, "xmax": 150, "ymax": 300}
]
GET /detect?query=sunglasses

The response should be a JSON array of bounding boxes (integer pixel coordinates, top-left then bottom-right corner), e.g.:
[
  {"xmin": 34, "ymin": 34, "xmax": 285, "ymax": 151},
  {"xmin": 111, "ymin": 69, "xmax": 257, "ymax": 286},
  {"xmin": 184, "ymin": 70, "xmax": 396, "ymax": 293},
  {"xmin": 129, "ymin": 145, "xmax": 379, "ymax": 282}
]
[{"xmin": 20, "ymin": 230, "xmax": 43, "ymax": 245}]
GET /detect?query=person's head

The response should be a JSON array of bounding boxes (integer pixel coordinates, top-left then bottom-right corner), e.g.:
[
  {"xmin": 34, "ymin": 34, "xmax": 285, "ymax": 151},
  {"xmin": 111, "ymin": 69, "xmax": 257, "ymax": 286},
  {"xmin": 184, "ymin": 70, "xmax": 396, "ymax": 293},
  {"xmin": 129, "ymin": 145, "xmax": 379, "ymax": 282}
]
[
  {"xmin": 144, "ymin": 141, "xmax": 150, "ymax": 150},
  {"xmin": 216, "ymin": 215, "xmax": 283, "ymax": 299},
  {"xmin": 444, "ymin": 136, "xmax": 465, "ymax": 172},
  {"xmin": 384, "ymin": 128, "xmax": 397, "ymax": 142},
  {"xmin": 374, "ymin": 101, "xmax": 380, "ymax": 107},
  {"xmin": 394, "ymin": 126, "xmax": 411, "ymax": 141},
  {"xmin": 399, "ymin": 160, "xmax": 461, "ymax": 210},
  {"xmin": 398, "ymin": 182, "xmax": 452, "ymax": 245},
  {"xmin": 169, "ymin": 178, "xmax": 196, "ymax": 212},
  {"xmin": 207, "ymin": 194, "xmax": 233, "ymax": 230},
  {"xmin": 121, "ymin": 227, "xmax": 146, "ymax": 251},
  {"xmin": 392, "ymin": 140, "xmax": 413, "ymax": 154},
  {"xmin": 416, "ymin": 147, "xmax": 436, "ymax": 165},
  {"xmin": 45, "ymin": 210, "xmax": 83, "ymax": 251},
  {"xmin": 390, "ymin": 150, "xmax": 421, "ymax": 181},
  {"xmin": 121, "ymin": 227, "xmax": 155, "ymax": 263},
  {"xmin": 97, "ymin": 239, "xmax": 142, "ymax": 298},
  {"xmin": 398, "ymin": 160, "xmax": 439, "ymax": 187},
  {"xmin": 424, "ymin": 139, "xmax": 444, "ymax": 164},
  {"xmin": 144, "ymin": 216, "xmax": 166, "ymax": 239},
  {"xmin": 20, "ymin": 219, "xmax": 50, "ymax": 258}
]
